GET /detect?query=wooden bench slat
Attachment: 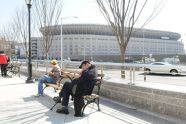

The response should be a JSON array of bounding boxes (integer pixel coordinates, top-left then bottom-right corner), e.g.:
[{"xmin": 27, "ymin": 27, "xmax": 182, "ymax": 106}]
[
  {"xmin": 84, "ymin": 94, "xmax": 99, "ymax": 101},
  {"xmin": 45, "ymin": 83, "xmax": 62, "ymax": 90}
]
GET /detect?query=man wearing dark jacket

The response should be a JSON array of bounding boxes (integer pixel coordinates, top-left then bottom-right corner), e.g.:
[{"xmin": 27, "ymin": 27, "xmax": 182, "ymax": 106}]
[{"xmin": 54, "ymin": 60, "xmax": 97, "ymax": 116}]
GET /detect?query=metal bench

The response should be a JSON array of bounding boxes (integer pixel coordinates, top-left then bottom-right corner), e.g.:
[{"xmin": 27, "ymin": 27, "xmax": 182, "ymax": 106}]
[
  {"xmin": 7, "ymin": 63, "xmax": 21, "ymax": 77},
  {"xmin": 81, "ymin": 74, "xmax": 104, "ymax": 115},
  {"xmin": 50, "ymin": 73, "xmax": 104, "ymax": 116},
  {"xmin": 43, "ymin": 74, "xmax": 72, "ymax": 93}
]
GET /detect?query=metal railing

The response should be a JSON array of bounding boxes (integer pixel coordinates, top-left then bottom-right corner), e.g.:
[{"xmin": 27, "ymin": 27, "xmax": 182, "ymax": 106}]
[{"xmin": 15, "ymin": 59, "xmax": 186, "ymax": 86}]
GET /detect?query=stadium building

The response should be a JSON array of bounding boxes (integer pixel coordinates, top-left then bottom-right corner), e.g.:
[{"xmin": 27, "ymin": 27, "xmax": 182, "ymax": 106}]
[{"xmin": 31, "ymin": 24, "xmax": 185, "ymax": 61}]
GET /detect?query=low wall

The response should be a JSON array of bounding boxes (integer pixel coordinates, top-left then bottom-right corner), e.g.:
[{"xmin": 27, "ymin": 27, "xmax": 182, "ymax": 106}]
[
  {"xmin": 101, "ymin": 81, "xmax": 186, "ymax": 121},
  {"xmin": 20, "ymin": 68, "xmax": 186, "ymax": 121}
]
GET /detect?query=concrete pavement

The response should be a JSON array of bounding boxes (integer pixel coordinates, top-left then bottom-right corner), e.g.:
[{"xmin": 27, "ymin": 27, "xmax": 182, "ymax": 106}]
[{"xmin": 0, "ymin": 75, "xmax": 184, "ymax": 124}]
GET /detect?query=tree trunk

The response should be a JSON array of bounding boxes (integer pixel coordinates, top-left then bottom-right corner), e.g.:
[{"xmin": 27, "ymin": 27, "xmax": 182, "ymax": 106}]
[
  {"xmin": 120, "ymin": 47, "xmax": 125, "ymax": 79},
  {"xmin": 45, "ymin": 52, "xmax": 49, "ymax": 72}
]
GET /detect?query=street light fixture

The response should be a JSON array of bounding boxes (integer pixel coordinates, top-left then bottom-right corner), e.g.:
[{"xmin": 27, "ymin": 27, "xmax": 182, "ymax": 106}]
[
  {"xmin": 60, "ymin": 16, "xmax": 78, "ymax": 68},
  {"xmin": 25, "ymin": 0, "xmax": 34, "ymax": 83}
]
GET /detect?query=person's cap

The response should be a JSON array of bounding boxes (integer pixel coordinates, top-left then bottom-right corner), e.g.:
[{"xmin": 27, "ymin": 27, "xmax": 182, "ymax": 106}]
[
  {"xmin": 50, "ymin": 60, "xmax": 58, "ymax": 65},
  {"xmin": 79, "ymin": 60, "xmax": 90, "ymax": 68}
]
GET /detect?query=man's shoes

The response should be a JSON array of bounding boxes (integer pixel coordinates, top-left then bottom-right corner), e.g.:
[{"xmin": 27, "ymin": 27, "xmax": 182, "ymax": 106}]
[
  {"xmin": 34, "ymin": 94, "xmax": 44, "ymax": 97},
  {"xmin": 56, "ymin": 107, "xmax": 69, "ymax": 114},
  {"xmin": 74, "ymin": 114, "xmax": 83, "ymax": 117},
  {"xmin": 53, "ymin": 96, "xmax": 61, "ymax": 103}
]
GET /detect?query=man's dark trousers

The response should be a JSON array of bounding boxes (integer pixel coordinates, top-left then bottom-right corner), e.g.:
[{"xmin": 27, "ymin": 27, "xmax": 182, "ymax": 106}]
[
  {"xmin": 59, "ymin": 80, "xmax": 78, "ymax": 106},
  {"xmin": 1, "ymin": 64, "xmax": 7, "ymax": 76},
  {"xmin": 73, "ymin": 80, "xmax": 86, "ymax": 115}
]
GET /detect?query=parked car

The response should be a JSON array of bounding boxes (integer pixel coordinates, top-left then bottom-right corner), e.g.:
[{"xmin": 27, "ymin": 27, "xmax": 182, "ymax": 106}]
[{"xmin": 145, "ymin": 62, "xmax": 186, "ymax": 75}]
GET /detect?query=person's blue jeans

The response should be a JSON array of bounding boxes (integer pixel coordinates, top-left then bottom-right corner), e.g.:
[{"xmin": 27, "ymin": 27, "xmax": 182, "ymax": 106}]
[{"xmin": 38, "ymin": 75, "xmax": 55, "ymax": 95}]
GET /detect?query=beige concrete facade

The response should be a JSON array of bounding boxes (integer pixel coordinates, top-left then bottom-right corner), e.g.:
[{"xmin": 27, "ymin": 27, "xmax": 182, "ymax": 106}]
[{"xmin": 31, "ymin": 24, "xmax": 185, "ymax": 61}]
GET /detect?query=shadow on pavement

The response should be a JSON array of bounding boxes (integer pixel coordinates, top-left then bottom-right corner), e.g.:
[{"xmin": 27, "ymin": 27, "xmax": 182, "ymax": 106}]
[
  {"xmin": 20, "ymin": 91, "xmax": 178, "ymax": 124},
  {"xmin": 98, "ymin": 98, "xmax": 176, "ymax": 124},
  {"xmin": 0, "ymin": 82, "xmax": 25, "ymax": 87},
  {"xmin": 139, "ymin": 73, "xmax": 186, "ymax": 77},
  {"xmin": 22, "ymin": 94, "xmax": 83, "ymax": 123}
]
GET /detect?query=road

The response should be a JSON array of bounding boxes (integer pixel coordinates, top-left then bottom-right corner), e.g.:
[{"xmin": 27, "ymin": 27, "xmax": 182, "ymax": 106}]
[{"xmin": 103, "ymin": 70, "xmax": 186, "ymax": 86}]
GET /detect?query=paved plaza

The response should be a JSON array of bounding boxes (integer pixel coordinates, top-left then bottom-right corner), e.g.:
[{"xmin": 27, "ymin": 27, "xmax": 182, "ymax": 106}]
[{"xmin": 0, "ymin": 75, "xmax": 185, "ymax": 124}]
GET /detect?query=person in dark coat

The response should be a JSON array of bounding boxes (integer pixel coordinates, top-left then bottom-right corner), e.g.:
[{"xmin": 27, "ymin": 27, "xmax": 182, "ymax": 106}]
[
  {"xmin": 0, "ymin": 51, "xmax": 9, "ymax": 77},
  {"xmin": 54, "ymin": 60, "xmax": 97, "ymax": 116}
]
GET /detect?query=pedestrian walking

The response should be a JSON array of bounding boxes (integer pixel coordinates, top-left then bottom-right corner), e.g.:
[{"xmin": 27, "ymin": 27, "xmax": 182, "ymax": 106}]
[{"xmin": 0, "ymin": 51, "xmax": 10, "ymax": 77}]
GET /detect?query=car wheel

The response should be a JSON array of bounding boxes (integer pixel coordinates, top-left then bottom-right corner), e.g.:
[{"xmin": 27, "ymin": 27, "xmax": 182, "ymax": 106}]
[
  {"xmin": 170, "ymin": 69, "xmax": 178, "ymax": 75},
  {"xmin": 145, "ymin": 68, "xmax": 151, "ymax": 74}
]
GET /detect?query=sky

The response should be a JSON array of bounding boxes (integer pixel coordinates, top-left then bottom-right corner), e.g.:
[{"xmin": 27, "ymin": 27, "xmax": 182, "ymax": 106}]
[
  {"xmin": 0, "ymin": 0, "xmax": 186, "ymax": 49},
  {"xmin": 0, "ymin": 0, "xmax": 24, "ymax": 28}
]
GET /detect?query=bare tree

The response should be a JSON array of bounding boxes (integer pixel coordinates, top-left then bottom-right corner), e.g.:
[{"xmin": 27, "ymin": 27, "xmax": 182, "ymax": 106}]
[
  {"xmin": 32, "ymin": 0, "xmax": 63, "ymax": 61},
  {"xmin": 13, "ymin": 7, "xmax": 29, "ymax": 58},
  {"xmin": 1, "ymin": 22, "xmax": 20, "ymax": 57},
  {"xmin": 2, "ymin": 24, "xmax": 18, "ymax": 42},
  {"xmin": 2, "ymin": 6, "xmax": 31, "ymax": 58},
  {"xmin": 96, "ymin": 0, "xmax": 164, "ymax": 78}
]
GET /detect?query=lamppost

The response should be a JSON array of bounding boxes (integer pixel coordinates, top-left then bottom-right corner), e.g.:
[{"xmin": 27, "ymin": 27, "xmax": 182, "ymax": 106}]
[
  {"xmin": 60, "ymin": 16, "xmax": 78, "ymax": 68},
  {"xmin": 25, "ymin": 0, "xmax": 34, "ymax": 83}
]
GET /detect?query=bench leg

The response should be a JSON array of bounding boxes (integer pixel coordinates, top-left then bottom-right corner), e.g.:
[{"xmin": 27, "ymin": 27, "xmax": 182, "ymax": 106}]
[
  {"xmin": 81, "ymin": 98, "xmax": 100, "ymax": 115},
  {"xmin": 96, "ymin": 98, "xmax": 100, "ymax": 111},
  {"xmin": 81, "ymin": 103, "xmax": 88, "ymax": 116},
  {"xmin": 81, "ymin": 101, "xmax": 94, "ymax": 116}
]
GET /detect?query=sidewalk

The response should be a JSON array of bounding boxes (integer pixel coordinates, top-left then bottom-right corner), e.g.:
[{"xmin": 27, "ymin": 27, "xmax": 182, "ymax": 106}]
[
  {"xmin": 106, "ymin": 77, "xmax": 186, "ymax": 93},
  {"xmin": 0, "ymin": 76, "xmax": 184, "ymax": 124}
]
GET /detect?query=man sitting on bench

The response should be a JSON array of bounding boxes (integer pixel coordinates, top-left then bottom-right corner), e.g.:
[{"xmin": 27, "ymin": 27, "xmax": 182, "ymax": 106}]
[
  {"xmin": 35, "ymin": 59, "xmax": 61, "ymax": 97},
  {"xmin": 53, "ymin": 60, "xmax": 97, "ymax": 116}
]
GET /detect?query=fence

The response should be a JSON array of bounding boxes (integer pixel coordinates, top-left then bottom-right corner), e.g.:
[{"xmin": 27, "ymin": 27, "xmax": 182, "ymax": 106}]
[{"xmin": 16, "ymin": 59, "xmax": 186, "ymax": 87}]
